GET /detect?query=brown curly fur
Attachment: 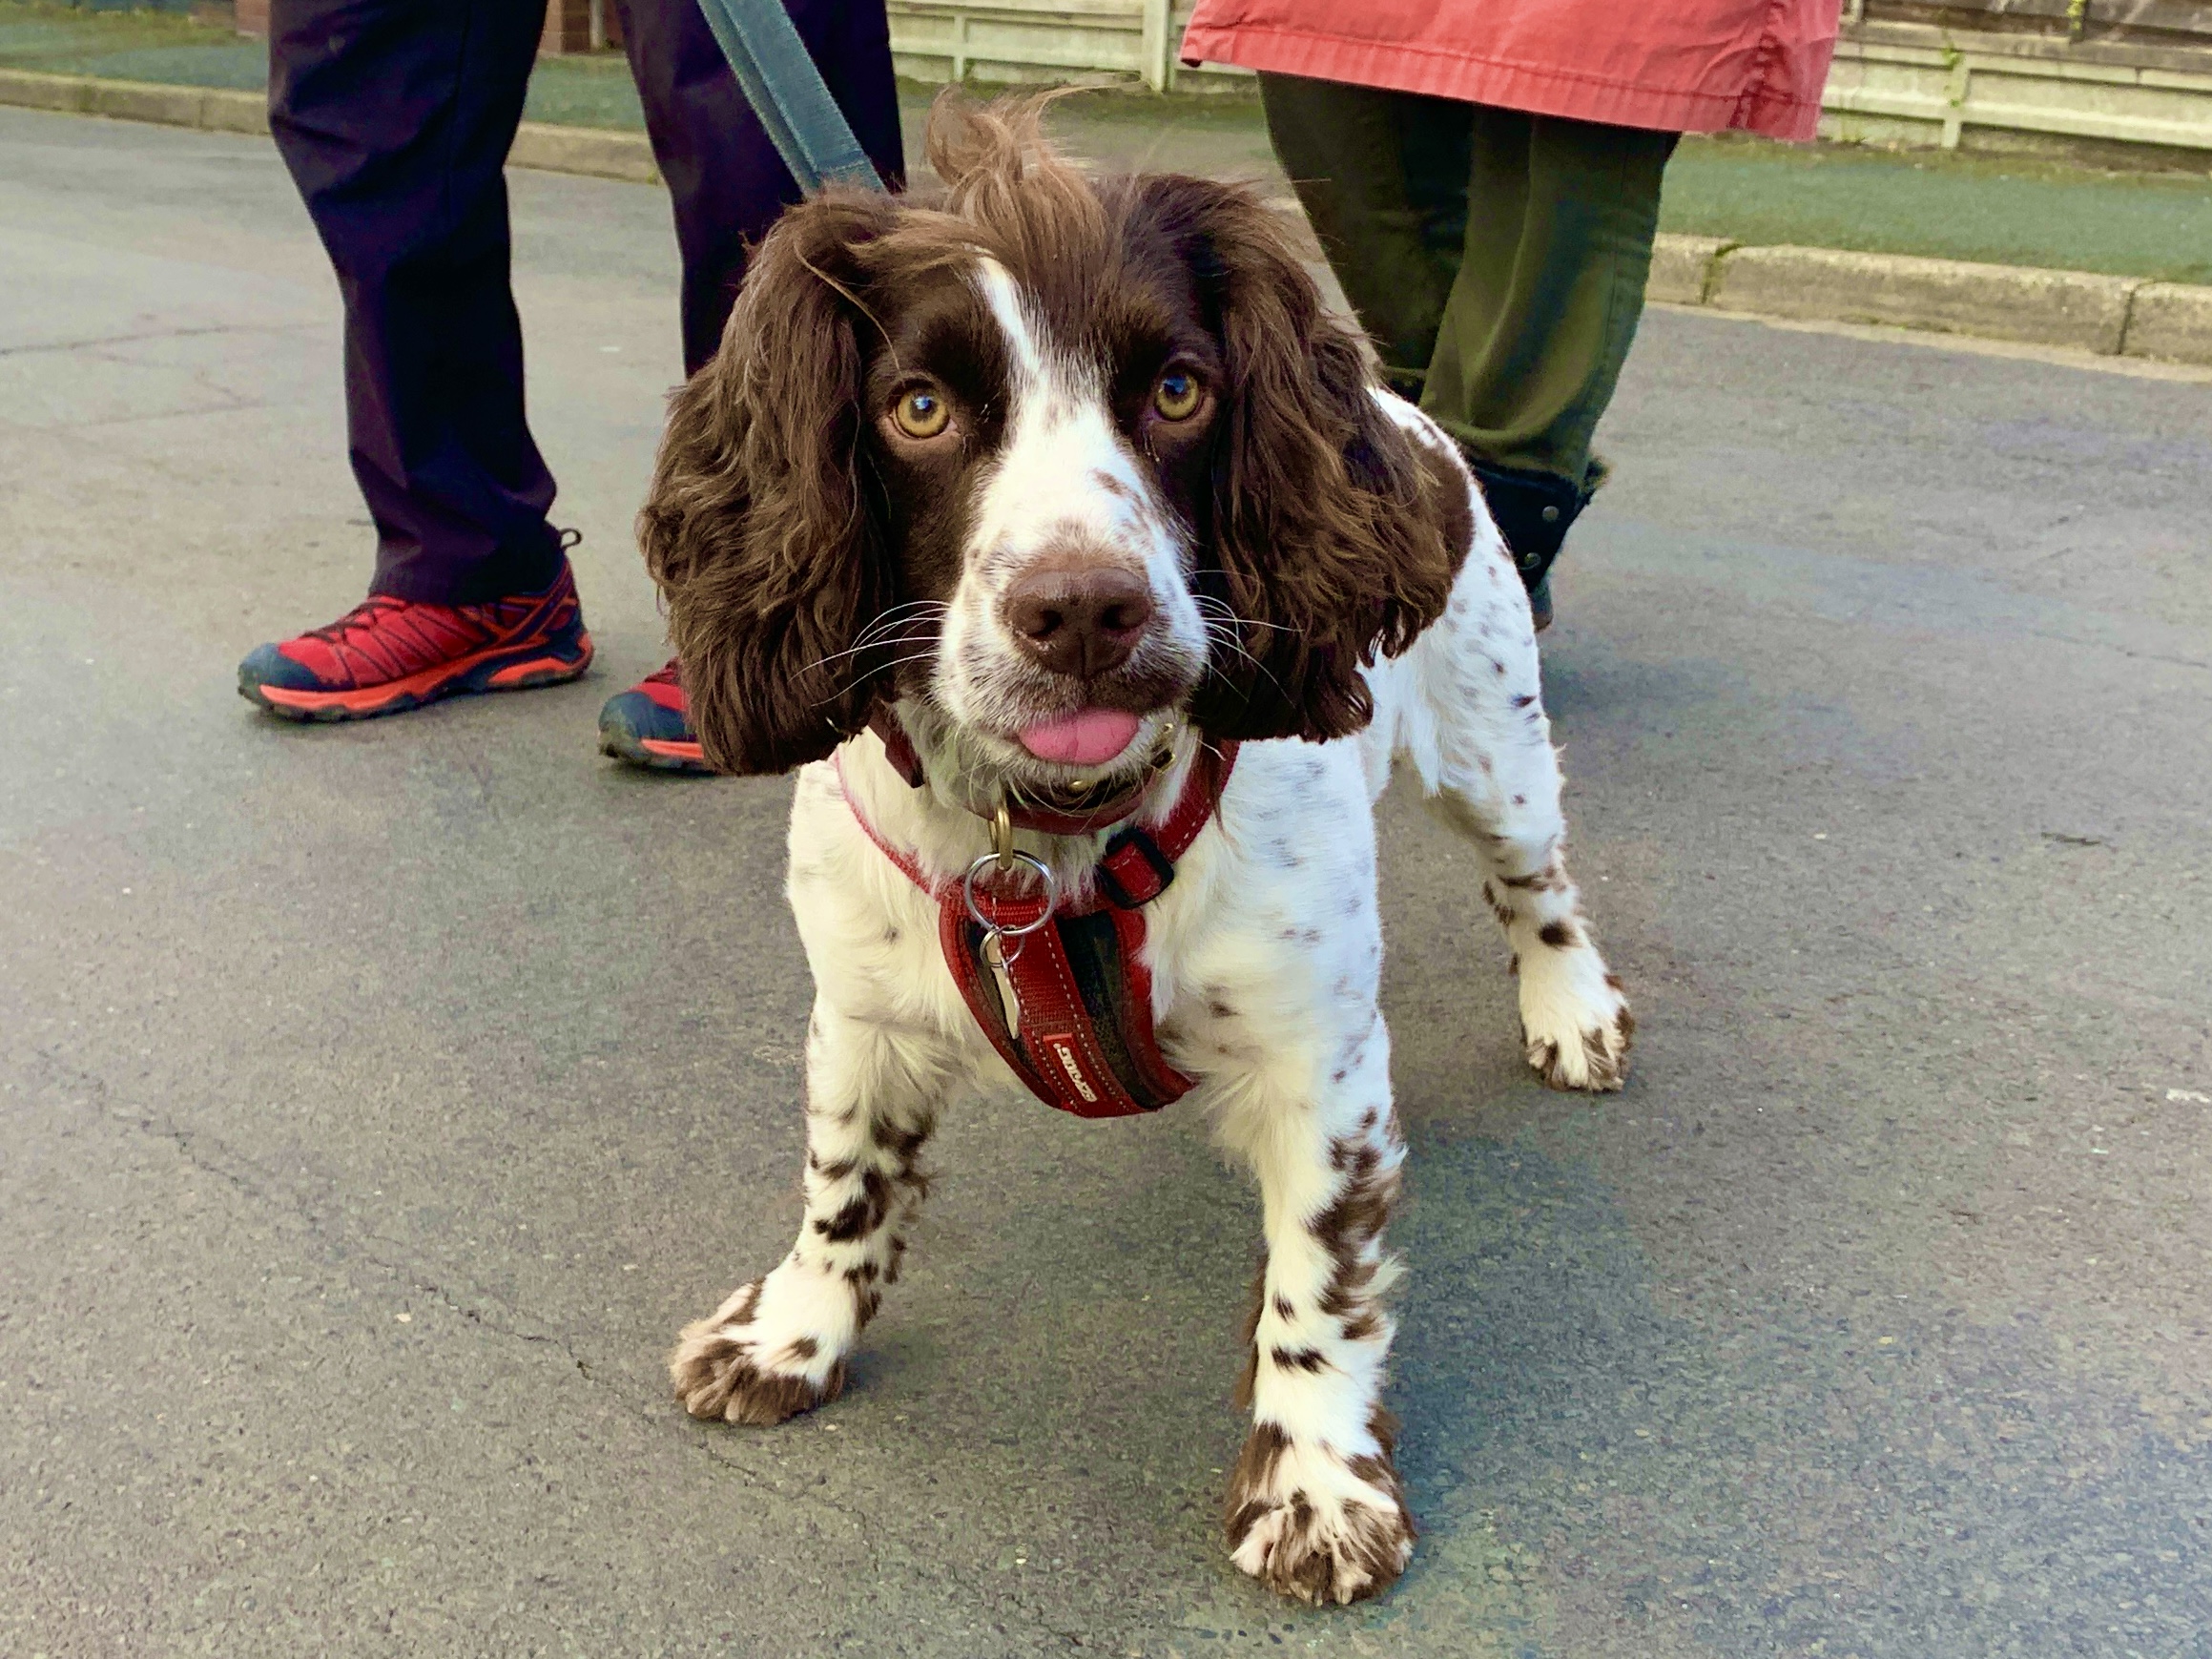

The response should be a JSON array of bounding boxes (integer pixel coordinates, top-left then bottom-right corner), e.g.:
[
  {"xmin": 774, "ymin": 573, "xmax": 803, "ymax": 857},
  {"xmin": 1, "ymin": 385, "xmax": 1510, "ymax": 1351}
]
[{"xmin": 636, "ymin": 190, "xmax": 902, "ymax": 776}]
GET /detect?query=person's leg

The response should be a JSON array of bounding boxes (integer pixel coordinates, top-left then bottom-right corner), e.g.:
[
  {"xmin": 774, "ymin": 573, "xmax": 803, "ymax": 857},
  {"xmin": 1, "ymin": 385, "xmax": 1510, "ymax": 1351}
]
[
  {"xmin": 268, "ymin": 0, "xmax": 565, "ymax": 604},
  {"xmin": 242, "ymin": 0, "xmax": 592, "ymax": 722},
  {"xmin": 1256, "ymin": 73, "xmax": 1469, "ymax": 402},
  {"xmin": 597, "ymin": 0, "xmax": 906, "ymax": 769},
  {"xmin": 615, "ymin": 0, "xmax": 905, "ymax": 377},
  {"xmin": 1420, "ymin": 108, "xmax": 1676, "ymax": 597}
]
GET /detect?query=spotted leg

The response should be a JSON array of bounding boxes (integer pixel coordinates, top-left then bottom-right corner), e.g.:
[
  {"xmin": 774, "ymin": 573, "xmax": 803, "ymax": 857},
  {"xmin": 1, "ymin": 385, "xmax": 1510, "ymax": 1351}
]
[
  {"xmin": 1416, "ymin": 652, "xmax": 1632, "ymax": 1090},
  {"xmin": 1211, "ymin": 1013, "xmax": 1415, "ymax": 1605},
  {"xmin": 670, "ymin": 1004, "xmax": 954, "ymax": 1424},
  {"xmin": 1478, "ymin": 798, "xmax": 1632, "ymax": 1091}
]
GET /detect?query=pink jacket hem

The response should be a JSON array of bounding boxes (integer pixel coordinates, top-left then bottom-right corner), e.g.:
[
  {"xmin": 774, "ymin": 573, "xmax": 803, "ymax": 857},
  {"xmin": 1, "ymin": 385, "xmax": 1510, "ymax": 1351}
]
[{"xmin": 1180, "ymin": 21, "xmax": 1832, "ymax": 142}]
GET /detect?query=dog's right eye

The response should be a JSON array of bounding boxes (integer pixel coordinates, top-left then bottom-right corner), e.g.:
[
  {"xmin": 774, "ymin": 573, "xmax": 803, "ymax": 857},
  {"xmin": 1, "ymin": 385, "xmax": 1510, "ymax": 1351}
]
[{"xmin": 892, "ymin": 388, "xmax": 952, "ymax": 440}]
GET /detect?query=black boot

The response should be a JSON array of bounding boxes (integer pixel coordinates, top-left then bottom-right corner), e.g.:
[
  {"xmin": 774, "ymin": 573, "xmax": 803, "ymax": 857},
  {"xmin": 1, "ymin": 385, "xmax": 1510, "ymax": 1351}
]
[{"xmin": 1464, "ymin": 460, "xmax": 1601, "ymax": 632}]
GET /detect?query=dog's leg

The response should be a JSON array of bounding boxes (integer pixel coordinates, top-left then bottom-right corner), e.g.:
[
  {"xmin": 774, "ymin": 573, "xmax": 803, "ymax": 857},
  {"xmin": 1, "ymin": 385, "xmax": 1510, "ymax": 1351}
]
[
  {"xmin": 1445, "ymin": 744, "xmax": 1632, "ymax": 1091},
  {"xmin": 1211, "ymin": 1020, "xmax": 1415, "ymax": 1605},
  {"xmin": 670, "ymin": 1003, "xmax": 952, "ymax": 1424},
  {"xmin": 1415, "ymin": 585, "xmax": 1632, "ymax": 1090}
]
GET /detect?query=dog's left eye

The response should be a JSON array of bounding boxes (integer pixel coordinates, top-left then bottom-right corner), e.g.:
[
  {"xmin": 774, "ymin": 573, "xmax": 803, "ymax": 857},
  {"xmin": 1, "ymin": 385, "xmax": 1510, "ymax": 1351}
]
[
  {"xmin": 1153, "ymin": 371, "xmax": 1202, "ymax": 422},
  {"xmin": 892, "ymin": 388, "xmax": 952, "ymax": 439}
]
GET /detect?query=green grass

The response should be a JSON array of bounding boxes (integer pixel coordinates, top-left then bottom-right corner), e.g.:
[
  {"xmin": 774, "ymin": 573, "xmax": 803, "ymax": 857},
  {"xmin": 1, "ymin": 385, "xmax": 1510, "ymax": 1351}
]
[
  {"xmin": 0, "ymin": 1, "xmax": 262, "ymax": 88},
  {"xmin": 8, "ymin": 0, "xmax": 2212, "ymax": 284},
  {"xmin": 1664, "ymin": 134, "xmax": 2212, "ymax": 287}
]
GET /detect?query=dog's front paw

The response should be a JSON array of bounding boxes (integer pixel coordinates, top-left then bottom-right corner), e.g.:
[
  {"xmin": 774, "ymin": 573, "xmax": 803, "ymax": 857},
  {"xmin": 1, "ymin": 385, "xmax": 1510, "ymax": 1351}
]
[
  {"xmin": 1519, "ymin": 955, "xmax": 1633, "ymax": 1092},
  {"xmin": 1224, "ymin": 1425, "xmax": 1415, "ymax": 1606},
  {"xmin": 669, "ymin": 1281, "xmax": 846, "ymax": 1426}
]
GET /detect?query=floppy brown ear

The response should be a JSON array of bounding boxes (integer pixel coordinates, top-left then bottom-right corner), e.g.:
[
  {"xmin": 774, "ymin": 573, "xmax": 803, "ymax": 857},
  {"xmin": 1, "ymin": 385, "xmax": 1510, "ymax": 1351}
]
[
  {"xmin": 1139, "ymin": 179, "xmax": 1461, "ymax": 743},
  {"xmin": 637, "ymin": 192, "xmax": 899, "ymax": 775}
]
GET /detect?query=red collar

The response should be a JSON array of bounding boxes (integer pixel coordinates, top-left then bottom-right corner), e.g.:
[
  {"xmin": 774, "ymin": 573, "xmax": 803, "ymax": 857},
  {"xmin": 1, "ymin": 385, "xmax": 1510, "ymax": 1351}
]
[{"xmin": 843, "ymin": 721, "xmax": 1234, "ymax": 919}]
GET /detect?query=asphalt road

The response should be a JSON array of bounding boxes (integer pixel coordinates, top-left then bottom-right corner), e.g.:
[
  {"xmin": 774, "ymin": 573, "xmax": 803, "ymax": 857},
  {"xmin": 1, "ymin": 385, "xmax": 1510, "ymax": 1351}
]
[{"xmin": 4, "ymin": 105, "xmax": 2210, "ymax": 1659}]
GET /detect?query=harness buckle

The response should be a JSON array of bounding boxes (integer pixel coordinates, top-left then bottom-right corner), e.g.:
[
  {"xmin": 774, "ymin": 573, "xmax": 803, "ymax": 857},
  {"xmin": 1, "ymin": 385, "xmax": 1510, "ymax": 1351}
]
[{"xmin": 1097, "ymin": 826, "xmax": 1176, "ymax": 909}]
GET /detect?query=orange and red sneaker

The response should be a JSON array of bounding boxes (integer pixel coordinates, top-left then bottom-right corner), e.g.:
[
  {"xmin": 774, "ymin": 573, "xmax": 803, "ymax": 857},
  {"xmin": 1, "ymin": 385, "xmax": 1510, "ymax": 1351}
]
[
  {"xmin": 238, "ymin": 564, "xmax": 593, "ymax": 722},
  {"xmin": 596, "ymin": 657, "xmax": 712, "ymax": 773}
]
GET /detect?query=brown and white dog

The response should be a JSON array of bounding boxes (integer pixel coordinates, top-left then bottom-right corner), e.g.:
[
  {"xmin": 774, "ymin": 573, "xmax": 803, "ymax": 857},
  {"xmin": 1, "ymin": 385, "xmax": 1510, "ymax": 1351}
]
[{"xmin": 640, "ymin": 99, "xmax": 1632, "ymax": 1606}]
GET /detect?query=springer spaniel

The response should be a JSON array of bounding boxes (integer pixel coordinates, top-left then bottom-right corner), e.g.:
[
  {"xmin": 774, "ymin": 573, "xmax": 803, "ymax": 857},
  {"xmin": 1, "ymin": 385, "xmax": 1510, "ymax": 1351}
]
[{"xmin": 640, "ymin": 99, "xmax": 1632, "ymax": 1606}]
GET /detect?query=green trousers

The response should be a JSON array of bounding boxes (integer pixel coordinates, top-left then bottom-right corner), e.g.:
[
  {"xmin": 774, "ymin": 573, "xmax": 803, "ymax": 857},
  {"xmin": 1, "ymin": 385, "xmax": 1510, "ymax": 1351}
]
[{"xmin": 1258, "ymin": 73, "xmax": 1675, "ymax": 522}]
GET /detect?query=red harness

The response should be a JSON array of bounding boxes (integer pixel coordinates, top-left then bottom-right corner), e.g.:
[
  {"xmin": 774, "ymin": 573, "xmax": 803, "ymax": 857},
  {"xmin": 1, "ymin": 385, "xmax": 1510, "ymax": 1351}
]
[{"xmin": 839, "ymin": 716, "xmax": 1237, "ymax": 1119}]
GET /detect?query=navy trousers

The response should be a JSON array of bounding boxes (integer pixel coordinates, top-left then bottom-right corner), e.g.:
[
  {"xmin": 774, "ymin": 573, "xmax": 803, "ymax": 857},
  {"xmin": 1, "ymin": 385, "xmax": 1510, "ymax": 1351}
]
[{"xmin": 268, "ymin": 0, "xmax": 904, "ymax": 604}]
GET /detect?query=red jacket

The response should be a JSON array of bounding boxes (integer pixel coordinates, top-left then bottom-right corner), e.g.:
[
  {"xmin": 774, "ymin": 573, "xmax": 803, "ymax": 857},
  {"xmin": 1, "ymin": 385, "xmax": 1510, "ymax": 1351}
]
[{"xmin": 1181, "ymin": 0, "xmax": 1841, "ymax": 140}]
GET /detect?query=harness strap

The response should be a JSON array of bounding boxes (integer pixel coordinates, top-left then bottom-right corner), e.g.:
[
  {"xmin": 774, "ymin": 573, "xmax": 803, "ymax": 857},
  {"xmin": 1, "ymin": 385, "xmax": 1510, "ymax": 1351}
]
[{"xmin": 838, "ymin": 736, "xmax": 1237, "ymax": 1119}]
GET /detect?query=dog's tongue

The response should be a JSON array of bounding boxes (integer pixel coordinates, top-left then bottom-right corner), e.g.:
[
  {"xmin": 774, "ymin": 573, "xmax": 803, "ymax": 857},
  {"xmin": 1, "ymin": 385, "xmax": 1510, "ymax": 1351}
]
[{"xmin": 1018, "ymin": 708, "xmax": 1143, "ymax": 767}]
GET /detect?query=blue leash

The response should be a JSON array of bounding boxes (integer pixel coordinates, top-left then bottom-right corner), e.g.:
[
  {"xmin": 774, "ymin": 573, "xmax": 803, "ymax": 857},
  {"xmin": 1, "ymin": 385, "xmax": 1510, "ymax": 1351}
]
[{"xmin": 693, "ymin": 0, "xmax": 885, "ymax": 194}]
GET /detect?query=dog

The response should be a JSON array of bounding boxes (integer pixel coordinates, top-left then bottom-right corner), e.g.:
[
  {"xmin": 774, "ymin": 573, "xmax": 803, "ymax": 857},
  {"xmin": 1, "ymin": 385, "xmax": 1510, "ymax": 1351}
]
[{"xmin": 638, "ymin": 98, "xmax": 1632, "ymax": 1606}]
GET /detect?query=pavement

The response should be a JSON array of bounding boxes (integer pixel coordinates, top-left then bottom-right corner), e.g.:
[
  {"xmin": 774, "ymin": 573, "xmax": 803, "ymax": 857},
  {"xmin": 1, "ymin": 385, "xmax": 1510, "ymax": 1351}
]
[{"xmin": 4, "ymin": 103, "xmax": 2211, "ymax": 1659}]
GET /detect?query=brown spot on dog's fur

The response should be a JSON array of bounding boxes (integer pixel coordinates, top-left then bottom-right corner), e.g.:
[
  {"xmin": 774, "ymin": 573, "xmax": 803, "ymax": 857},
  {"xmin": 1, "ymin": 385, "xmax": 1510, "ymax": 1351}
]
[
  {"xmin": 814, "ymin": 1169, "xmax": 892, "ymax": 1242},
  {"xmin": 1498, "ymin": 861, "xmax": 1562, "ymax": 892},
  {"xmin": 1538, "ymin": 919, "xmax": 1576, "ymax": 948},
  {"xmin": 1223, "ymin": 1421, "xmax": 1291, "ymax": 1546},
  {"xmin": 1273, "ymin": 1295, "xmax": 1295, "ymax": 1321},
  {"xmin": 722, "ymin": 1281, "xmax": 762, "ymax": 1328},
  {"xmin": 1483, "ymin": 881, "xmax": 1515, "ymax": 926},
  {"xmin": 1271, "ymin": 1346, "xmax": 1329, "ymax": 1375},
  {"xmin": 1342, "ymin": 1405, "xmax": 1409, "ymax": 1503}
]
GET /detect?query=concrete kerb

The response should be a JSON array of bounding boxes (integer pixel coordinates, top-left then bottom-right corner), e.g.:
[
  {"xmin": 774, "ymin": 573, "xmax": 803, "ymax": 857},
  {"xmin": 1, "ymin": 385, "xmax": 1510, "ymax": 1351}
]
[
  {"xmin": 2126, "ymin": 280, "xmax": 2212, "ymax": 363},
  {"xmin": 1705, "ymin": 243, "xmax": 2139, "ymax": 354},
  {"xmin": 1641, "ymin": 236, "xmax": 2207, "ymax": 367},
  {"xmin": 1, "ymin": 65, "xmax": 2206, "ymax": 367},
  {"xmin": 0, "ymin": 68, "xmax": 661, "ymax": 180}
]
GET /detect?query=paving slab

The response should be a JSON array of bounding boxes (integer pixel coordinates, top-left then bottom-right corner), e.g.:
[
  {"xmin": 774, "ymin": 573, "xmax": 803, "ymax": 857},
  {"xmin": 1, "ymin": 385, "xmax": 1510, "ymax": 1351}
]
[{"xmin": 4, "ymin": 105, "xmax": 2211, "ymax": 1658}]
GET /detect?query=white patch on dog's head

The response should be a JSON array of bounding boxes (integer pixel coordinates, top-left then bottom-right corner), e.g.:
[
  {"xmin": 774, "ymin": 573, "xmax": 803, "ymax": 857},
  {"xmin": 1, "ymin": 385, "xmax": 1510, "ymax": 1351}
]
[{"xmin": 926, "ymin": 257, "xmax": 1208, "ymax": 778}]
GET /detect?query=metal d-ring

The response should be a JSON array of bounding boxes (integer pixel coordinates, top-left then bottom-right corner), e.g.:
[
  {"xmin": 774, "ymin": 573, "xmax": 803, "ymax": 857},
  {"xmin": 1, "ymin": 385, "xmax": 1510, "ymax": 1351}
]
[{"xmin": 962, "ymin": 848, "xmax": 1057, "ymax": 967}]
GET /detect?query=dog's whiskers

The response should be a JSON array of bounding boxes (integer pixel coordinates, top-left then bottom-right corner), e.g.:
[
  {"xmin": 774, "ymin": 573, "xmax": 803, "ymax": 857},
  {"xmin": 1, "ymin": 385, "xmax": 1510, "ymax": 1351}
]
[
  {"xmin": 1192, "ymin": 595, "xmax": 1295, "ymax": 635},
  {"xmin": 1199, "ymin": 618, "xmax": 1292, "ymax": 704},
  {"xmin": 799, "ymin": 604, "xmax": 952, "ymax": 678}
]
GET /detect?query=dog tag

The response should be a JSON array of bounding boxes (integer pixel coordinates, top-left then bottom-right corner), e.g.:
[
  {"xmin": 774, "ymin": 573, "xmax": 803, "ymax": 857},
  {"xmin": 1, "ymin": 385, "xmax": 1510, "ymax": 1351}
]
[{"xmin": 982, "ymin": 930, "xmax": 1023, "ymax": 1037}]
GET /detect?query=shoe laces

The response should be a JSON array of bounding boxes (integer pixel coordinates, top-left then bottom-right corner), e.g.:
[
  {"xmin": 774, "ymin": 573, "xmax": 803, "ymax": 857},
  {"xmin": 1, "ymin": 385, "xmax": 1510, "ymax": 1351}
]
[
  {"xmin": 300, "ymin": 593, "xmax": 421, "ymax": 648},
  {"xmin": 641, "ymin": 657, "xmax": 684, "ymax": 690}
]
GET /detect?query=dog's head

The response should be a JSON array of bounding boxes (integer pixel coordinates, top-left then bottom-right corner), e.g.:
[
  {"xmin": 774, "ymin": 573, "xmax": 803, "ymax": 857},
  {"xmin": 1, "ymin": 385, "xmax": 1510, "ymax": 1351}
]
[{"xmin": 640, "ymin": 96, "xmax": 1463, "ymax": 784}]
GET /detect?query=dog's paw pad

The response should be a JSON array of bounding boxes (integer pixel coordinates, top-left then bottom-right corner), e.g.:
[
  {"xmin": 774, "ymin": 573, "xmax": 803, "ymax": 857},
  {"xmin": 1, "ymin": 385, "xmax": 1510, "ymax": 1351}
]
[{"xmin": 669, "ymin": 1283, "xmax": 845, "ymax": 1426}]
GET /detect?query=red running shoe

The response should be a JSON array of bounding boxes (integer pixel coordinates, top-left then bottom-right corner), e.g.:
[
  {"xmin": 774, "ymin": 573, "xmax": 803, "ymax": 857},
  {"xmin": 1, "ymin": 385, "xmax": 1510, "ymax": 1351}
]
[
  {"xmin": 597, "ymin": 657, "xmax": 712, "ymax": 773},
  {"xmin": 238, "ymin": 564, "xmax": 593, "ymax": 722}
]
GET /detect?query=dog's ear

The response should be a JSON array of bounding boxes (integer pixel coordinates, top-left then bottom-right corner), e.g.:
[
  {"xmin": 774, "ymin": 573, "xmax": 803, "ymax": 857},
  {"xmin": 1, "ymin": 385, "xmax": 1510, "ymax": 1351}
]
[
  {"xmin": 1138, "ymin": 179, "xmax": 1462, "ymax": 744},
  {"xmin": 637, "ymin": 192, "xmax": 899, "ymax": 775}
]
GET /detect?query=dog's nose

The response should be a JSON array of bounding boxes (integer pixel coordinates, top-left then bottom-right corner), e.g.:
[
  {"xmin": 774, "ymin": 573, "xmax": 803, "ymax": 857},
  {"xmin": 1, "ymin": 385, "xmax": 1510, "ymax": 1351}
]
[{"xmin": 1003, "ymin": 567, "xmax": 1154, "ymax": 679}]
